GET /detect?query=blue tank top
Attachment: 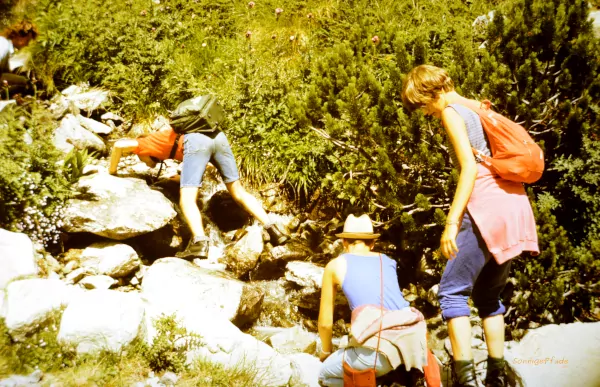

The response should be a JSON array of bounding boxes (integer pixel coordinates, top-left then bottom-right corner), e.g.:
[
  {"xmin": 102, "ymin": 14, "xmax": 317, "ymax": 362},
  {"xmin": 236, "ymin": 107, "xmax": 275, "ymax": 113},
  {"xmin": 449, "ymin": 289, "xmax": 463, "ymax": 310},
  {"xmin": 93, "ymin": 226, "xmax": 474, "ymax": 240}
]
[
  {"xmin": 446, "ymin": 103, "xmax": 491, "ymax": 167},
  {"xmin": 341, "ymin": 253, "xmax": 410, "ymax": 311}
]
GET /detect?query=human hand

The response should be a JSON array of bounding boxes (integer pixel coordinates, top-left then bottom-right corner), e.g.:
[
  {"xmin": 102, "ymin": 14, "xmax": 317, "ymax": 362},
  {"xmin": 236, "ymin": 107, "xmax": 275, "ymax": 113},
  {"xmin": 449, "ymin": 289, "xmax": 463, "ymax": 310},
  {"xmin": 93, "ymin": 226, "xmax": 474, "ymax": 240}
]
[{"xmin": 440, "ymin": 224, "xmax": 459, "ymax": 259}]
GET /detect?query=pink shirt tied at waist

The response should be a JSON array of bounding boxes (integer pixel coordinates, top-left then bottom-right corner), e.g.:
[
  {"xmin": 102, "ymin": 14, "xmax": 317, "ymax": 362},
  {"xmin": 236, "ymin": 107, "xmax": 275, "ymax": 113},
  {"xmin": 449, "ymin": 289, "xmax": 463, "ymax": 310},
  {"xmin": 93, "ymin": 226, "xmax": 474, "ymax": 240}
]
[{"xmin": 467, "ymin": 163, "xmax": 540, "ymax": 264}]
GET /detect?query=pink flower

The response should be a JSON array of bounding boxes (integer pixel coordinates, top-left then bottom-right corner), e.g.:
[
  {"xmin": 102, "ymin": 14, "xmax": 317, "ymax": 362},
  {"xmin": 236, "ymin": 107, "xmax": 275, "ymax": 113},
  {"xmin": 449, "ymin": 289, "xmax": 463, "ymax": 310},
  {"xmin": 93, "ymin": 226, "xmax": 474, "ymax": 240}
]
[
  {"xmin": 245, "ymin": 30, "xmax": 252, "ymax": 39},
  {"xmin": 151, "ymin": 27, "xmax": 156, "ymax": 32},
  {"xmin": 248, "ymin": 1, "xmax": 255, "ymax": 8},
  {"xmin": 371, "ymin": 35, "xmax": 380, "ymax": 45},
  {"xmin": 275, "ymin": 8, "xmax": 283, "ymax": 15},
  {"xmin": 140, "ymin": 9, "xmax": 147, "ymax": 16}
]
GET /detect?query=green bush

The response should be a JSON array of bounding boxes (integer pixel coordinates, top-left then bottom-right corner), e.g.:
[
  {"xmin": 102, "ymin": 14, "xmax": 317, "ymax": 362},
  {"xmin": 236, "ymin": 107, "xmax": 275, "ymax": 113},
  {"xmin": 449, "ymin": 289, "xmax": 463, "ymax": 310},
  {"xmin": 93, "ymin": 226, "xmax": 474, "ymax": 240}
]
[{"xmin": 0, "ymin": 104, "xmax": 71, "ymax": 248}]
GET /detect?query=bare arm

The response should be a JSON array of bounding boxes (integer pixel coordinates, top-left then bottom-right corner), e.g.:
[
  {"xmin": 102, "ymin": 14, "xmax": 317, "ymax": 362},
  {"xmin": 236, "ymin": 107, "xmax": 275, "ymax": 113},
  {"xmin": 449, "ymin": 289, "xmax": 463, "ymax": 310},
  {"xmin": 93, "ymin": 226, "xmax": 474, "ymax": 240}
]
[
  {"xmin": 318, "ymin": 259, "xmax": 339, "ymax": 361},
  {"xmin": 440, "ymin": 107, "xmax": 478, "ymax": 259},
  {"xmin": 108, "ymin": 139, "xmax": 138, "ymax": 175}
]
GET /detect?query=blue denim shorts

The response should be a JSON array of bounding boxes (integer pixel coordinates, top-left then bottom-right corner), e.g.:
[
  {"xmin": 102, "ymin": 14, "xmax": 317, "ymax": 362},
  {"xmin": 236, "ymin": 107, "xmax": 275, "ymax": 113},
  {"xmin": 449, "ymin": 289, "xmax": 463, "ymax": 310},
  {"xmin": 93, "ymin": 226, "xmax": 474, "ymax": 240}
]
[{"xmin": 180, "ymin": 132, "xmax": 240, "ymax": 187}]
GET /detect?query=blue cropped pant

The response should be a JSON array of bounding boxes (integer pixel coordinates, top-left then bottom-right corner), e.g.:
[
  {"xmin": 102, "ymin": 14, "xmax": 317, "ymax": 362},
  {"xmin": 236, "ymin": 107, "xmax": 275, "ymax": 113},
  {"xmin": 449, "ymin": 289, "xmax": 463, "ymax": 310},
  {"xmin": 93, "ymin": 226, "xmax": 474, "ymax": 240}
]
[{"xmin": 438, "ymin": 212, "xmax": 512, "ymax": 320}]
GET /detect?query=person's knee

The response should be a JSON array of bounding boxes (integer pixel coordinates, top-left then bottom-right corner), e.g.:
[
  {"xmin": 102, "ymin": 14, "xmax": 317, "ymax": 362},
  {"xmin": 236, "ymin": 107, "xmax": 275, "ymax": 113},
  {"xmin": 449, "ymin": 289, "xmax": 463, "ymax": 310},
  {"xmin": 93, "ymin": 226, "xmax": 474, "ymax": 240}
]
[
  {"xmin": 438, "ymin": 288, "xmax": 471, "ymax": 321},
  {"xmin": 227, "ymin": 181, "xmax": 245, "ymax": 202},
  {"xmin": 179, "ymin": 188, "xmax": 198, "ymax": 207},
  {"xmin": 473, "ymin": 294, "xmax": 506, "ymax": 319}
]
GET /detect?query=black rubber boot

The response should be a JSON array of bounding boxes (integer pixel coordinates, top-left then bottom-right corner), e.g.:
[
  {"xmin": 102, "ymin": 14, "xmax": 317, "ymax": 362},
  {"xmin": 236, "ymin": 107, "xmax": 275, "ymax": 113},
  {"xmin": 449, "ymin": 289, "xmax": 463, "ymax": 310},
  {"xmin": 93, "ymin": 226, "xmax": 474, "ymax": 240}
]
[
  {"xmin": 265, "ymin": 224, "xmax": 288, "ymax": 246},
  {"xmin": 176, "ymin": 236, "xmax": 209, "ymax": 260},
  {"xmin": 485, "ymin": 357, "xmax": 506, "ymax": 387},
  {"xmin": 453, "ymin": 359, "xmax": 479, "ymax": 387}
]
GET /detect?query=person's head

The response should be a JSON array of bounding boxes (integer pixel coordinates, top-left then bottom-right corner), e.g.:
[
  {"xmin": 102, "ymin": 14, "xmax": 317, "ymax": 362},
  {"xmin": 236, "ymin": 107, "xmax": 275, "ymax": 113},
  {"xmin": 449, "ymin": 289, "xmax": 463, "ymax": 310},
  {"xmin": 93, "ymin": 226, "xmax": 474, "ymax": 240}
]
[
  {"xmin": 335, "ymin": 214, "xmax": 380, "ymax": 252},
  {"xmin": 3, "ymin": 20, "xmax": 38, "ymax": 49},
  {"xmin": 402, "ymin": 65, "xmax": 455, "ymax": 118}
]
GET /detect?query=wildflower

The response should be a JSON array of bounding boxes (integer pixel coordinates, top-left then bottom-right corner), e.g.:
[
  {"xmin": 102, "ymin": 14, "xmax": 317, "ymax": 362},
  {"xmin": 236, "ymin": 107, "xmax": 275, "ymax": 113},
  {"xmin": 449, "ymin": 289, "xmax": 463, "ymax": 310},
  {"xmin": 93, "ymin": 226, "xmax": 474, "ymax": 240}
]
[
  {"xmin": 371, "ymin": 35, "xmax": 380, "ymax": 45},
  {"xmin": 290, "ymin": 35, "xmax": 295, "ymax": 41},
  {"xmin": 152, "ymin": 0, "xmax": 160, "ymax": 3},
  {"xmin": 275, "ymin": 8, "xmax": 283, "ymax": 16},
  {"xmin": 307, "ymin": 13, "xmax": 314, "ymax": 19},
  {"xmin": 140, "ymin": 10, "xmax": 147, "ymax": 16},
  {"xmin": 245, "ymin": 30, "xmax": 252, "ymax": 39},
  {"xmin": 181, "ymin": 43, "xmax": 185, "ymax": 48},
  {"xmin": 248, "ymin": 1, "xmax": 255, "ymax": 8},
  {"xmin": 2, "ymin": 80, "xmax": 7, "ymax": 87},
  {"xmin": 151, "ymin": 27, "xmax": 156, "ymax": 32},
  {"xmin": 202, "ymin": 42, "xmax": 207, "ymax": 47}
]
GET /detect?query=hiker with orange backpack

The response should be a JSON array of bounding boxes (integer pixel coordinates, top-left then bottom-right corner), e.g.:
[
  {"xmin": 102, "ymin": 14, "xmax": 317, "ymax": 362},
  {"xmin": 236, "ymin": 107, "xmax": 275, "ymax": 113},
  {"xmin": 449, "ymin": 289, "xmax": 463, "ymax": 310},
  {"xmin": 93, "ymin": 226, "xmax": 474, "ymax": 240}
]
[
  {"xmin": 402, "ymin": 65, "xmax": 541, "ymax": 387},
  {"xmin": 108, "ymin": 96, "xmax": 288, "ymax": 259}
]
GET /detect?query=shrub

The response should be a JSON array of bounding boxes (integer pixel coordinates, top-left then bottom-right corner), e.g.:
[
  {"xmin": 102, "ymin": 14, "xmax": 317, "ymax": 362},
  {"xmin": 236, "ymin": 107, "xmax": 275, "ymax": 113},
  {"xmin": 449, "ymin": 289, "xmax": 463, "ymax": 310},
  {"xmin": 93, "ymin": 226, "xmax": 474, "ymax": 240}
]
[{"xmin": 0, "ymin": 104, "xmax": 71, "ymax": 248}]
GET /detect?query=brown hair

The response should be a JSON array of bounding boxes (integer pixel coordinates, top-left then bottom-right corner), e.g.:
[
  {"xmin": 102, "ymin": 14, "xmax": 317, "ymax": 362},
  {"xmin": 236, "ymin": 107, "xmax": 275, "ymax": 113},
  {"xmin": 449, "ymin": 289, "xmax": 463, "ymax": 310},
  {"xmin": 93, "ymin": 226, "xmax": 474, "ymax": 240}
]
[
  {"xmin": 402, "ymin": 65, "xmax": 455, "ymax": 111},
  {"xmin": 2, "ymin": 20, "xmax": 39, "ymax": 40},
  {"xmin": 344, "ymin": 238, "xmax": 376, "ymax": 247}
]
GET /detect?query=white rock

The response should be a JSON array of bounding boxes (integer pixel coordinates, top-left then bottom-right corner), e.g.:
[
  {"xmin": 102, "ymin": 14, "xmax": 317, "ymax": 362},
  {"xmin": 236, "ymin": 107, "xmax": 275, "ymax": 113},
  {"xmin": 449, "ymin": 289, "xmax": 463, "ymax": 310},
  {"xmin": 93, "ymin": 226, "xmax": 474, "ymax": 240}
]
[
  {"xmin": 0, "ymin": 289, "xmax": 5, "ymax": 319},
  {"xmin": 53, "ymin": 114, "xmax": 106, "ymax": 154},
  {"xmin": 284, "ymin": 261, "xmax": 323, "ymax": 289},
  {"xmin": 63, "ymin": 174, "xmax": 177, "ymax": 240},
  {"xmin": 80, "ymin": 241, "xmax": 140, "ymax": 277},
  {"xmin": 268, "ymin": 325, "xmax": 317, "ymax": 354},
  {"xmin": 141, "ymin": 258, "xmax": 263, "ymax": 327},
  {"xmin": 590, "ymin": 10, "xmax": 600, "ymax": 38},
  {"xmin": 505, "ymin": 322, "xmax": 600, "ymax": 387},
  {"xmin": 287, "ymin": 353, "xmax": 321, "ymax": 387},
  {"xmin": 76, "ymin": 115, "xmax": 113, "ymax": 135},
  {"xmin": 63, "ymin": 88, "xmax": 110, "ymax": 113},
  {"xmin": 101, "ymin": 112, "xmax": 123, "ymax": 122},
  {"xmin": 0, "ymin": 100, "xmax": 16, "ymax": 112},
  {"xmin": 58, "ymin": 289, "xmax": 144, "ymax": 353},
  {"xmin": 223, "ymin": 224, "xmax": 264, "ymax": 278},
  {"xmin": 0, "ymin": 229, "xmax": 38, "ymax": 289},
  {"xmin": 78, "ymin": 275, "xmax": 116, "ymax": 290},
  {"xmin": 4, "ymin": 279, "xmax": 78, "ymax": 340},
  {"xmin": 183, "ymin": 317, "xmax": 292, "ymax": 387}
]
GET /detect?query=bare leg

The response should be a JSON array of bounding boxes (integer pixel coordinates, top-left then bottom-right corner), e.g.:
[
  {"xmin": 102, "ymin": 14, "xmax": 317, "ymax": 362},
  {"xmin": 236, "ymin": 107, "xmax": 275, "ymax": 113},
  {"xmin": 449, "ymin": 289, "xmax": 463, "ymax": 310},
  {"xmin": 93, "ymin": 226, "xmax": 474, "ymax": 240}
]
[
  {"xmin": 179, "ymin": 187, "xmax": 205, "ymax": 238},
  {"xmin": 226, "ymin": 180, "xmax": 270, "ymax": 225},
  {"xmin": 448, "ymin": 316, "xmax": 473, "ymax": 360},
  {"xmin": 482, "ymin": 314, "xmax": 505, "ymax": 358}
]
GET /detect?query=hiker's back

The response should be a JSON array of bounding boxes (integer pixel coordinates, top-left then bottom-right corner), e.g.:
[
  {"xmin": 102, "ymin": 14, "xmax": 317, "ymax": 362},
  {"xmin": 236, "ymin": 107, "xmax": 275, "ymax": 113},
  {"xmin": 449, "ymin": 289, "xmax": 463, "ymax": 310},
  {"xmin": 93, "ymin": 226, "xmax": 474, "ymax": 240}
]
[{"xmin": 341, "ymin": 253, "xmax": 409, "ymax": 311}]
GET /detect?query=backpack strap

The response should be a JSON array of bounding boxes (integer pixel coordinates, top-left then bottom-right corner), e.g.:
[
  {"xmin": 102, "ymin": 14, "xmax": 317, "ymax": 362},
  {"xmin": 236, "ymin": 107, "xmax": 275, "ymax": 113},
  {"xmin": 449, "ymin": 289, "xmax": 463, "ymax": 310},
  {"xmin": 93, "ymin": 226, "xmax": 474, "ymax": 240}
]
[{"xmin": 154, "ymin": 133, "xmax": 182, "ymax": 183}]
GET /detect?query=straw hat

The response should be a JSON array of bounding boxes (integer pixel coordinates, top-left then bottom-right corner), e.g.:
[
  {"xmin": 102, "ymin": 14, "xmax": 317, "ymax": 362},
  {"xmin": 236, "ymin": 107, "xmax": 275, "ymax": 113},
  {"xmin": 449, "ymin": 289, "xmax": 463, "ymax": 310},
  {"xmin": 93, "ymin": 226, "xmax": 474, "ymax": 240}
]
[{"xmin": 335, "ymin": 214, "xmax": 380, "ymax": 239}]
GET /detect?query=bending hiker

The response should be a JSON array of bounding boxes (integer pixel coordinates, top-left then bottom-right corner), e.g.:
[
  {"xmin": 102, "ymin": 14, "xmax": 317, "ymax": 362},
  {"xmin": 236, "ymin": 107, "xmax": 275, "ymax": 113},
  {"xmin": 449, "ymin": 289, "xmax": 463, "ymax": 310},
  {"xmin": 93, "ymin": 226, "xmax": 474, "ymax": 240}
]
[
  {"xmin": 402, "ymin": 65, "xmax": 539, "ymax": 387},
  {"xmin": 317, "ymin": 214, "xmax": 428, "ymax": 387},
  {"xmin": 0, "ymin": 20, "xmax": 38, "ymax": 96},
  {"xmin": 109, "ymin": 122, "xmax": 288, "ymax": 259}
]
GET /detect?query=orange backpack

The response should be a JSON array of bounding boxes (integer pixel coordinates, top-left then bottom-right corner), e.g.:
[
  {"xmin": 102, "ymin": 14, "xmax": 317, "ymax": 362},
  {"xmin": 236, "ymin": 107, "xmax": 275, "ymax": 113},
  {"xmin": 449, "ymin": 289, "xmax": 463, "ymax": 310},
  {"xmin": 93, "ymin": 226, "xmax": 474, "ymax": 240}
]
[{"xmin": 455, "ymin": 98, "xmax": 544, "ymax": 184}]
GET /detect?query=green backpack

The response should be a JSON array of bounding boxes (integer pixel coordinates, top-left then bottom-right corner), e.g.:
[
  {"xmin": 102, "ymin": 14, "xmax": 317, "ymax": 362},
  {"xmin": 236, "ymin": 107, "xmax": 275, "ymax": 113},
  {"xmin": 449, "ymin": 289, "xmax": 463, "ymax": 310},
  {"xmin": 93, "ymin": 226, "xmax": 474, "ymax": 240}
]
[{"xmin": 169, "ymin": 95, "xmax": 226, "ymax": 134}]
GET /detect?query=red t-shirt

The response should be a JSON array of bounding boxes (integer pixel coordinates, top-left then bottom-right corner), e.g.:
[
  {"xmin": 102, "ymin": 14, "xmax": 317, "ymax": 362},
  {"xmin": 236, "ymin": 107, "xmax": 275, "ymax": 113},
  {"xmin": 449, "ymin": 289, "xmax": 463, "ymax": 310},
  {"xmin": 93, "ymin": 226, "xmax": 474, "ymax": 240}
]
[{"xmin": 133, "ymin": 128, "xmax": 184, "ymax": 161}]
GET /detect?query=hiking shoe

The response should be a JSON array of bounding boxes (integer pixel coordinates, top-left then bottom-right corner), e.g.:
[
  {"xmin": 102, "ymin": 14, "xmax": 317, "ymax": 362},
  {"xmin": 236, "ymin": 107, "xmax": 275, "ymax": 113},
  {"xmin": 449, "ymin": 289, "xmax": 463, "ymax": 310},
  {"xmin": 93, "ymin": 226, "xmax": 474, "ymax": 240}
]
[
  {"xmin": 453, "ymin": 360, "xmax": 479, "ymax": 387},
  {"xmin": 265, "ymin": 224, "xmax": 288, "ymax": 246},
  {"xmin": 176, "ymin": 236, "xmax": 209, "ymax": 260},
  {"xmin": 485, "ymin": 357, "xmax": 506, "ymax": 387}
]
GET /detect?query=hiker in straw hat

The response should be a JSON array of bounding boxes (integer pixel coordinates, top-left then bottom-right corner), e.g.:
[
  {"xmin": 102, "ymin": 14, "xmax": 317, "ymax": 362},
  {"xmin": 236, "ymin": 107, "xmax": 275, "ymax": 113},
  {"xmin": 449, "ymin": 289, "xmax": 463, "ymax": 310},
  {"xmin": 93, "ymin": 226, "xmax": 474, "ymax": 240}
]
[{"xmin": 317, "ymin": 214, "xmax": 430, "ymax": 386}]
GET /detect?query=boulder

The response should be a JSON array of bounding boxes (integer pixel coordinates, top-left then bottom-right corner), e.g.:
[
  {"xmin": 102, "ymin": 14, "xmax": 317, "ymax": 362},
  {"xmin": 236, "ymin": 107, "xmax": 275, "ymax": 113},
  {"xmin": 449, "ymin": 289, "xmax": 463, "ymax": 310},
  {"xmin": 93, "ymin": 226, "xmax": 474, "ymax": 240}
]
[
  {"xmin": 62, "ymin": 86, "xmax": 110, "ymax": 113},
  {"xmin": 253, "ymin": 279, "xmax": 305, "ymax": 328},
  {"xmin": 78, "ymin": 275, "xmax": 117, "ymax": 290},
  {"xmin": 268, "ymin": 325, "xmax": 318, "ymax": 354},
  {"xmin": 183, "ymin": 317, "xmax": 292, "ymax": 387},
  {"xmin": 53, "ymin": 114, "xmax": 106, "ymax": 154},
  {"xmin": 0, "ymin": 289, "xmax": 5, "ymax": 319},
  {"xmin": 76, "ymin": 115, "xmax": 112, "ymax": 135},
  {"xmin": 0, "ymin": 229, "xmax": 38, "ymax": 290},
  {"xmin": 0, "ymin": 370, "xmax": 43, "ymax": 387},
  {"xmin": 285, "ymin": 261, "xmax": 323, "ymax": 290},
  {"xmin": 223, "ymin": 224, "xmax": 264, "ymax": 278},
  {"xmin": 505, "ymin": 322, "xmax": 600, "ymax": 387},
  {"xmin": 4, "ymin": 278, "xmax": 81, "ymax": 340},
  {"xmin": 590, "ymin": 10, "xmax": 600, "ymax": 38},
  {"xmin": 58, "ymin": 289, "xmax": 144, "ymax": 353},
  {"xmin": 288, "ymin": 353, "xmax": 322, "ymax": 387},
  {"xmin": 80, "ymin": 241, "xmax": 141, "ymax": 277},
  {"xmin": 63, "ymin": 174, "xmax": 177, "ymax": 240},
  {"xmin": 251, "ymin": 240, "xmax": 313, "ymax": 280},
  {"xmin": 141, "ymin": 258, "xmax": 264, "ymax": 328}
]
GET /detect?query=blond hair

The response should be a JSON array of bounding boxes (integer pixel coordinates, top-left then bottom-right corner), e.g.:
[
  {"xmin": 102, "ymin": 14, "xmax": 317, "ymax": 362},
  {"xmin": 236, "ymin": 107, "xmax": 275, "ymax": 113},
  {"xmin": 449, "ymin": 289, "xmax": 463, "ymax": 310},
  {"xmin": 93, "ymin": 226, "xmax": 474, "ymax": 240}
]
[{"xmin": 402, "ymin": 65, "xmax": 454, "ymax": 111}]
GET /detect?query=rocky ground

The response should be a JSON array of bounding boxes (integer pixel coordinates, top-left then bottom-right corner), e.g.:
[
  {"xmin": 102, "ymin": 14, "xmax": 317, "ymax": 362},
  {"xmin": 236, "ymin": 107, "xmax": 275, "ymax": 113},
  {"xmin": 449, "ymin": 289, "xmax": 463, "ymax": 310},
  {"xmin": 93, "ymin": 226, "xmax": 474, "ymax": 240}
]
[{"xmin": 1, "ymin": 85, "xmax": 599, "ymax": 387}]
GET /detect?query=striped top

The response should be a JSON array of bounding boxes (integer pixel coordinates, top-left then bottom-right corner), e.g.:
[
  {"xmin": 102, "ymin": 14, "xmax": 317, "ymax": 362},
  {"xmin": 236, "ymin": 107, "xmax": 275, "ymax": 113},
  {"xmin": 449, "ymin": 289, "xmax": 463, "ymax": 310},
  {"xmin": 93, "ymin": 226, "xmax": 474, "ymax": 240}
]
[{"xmin": 446, "ymin": 103, "xmax": 491, "ymax": 166}]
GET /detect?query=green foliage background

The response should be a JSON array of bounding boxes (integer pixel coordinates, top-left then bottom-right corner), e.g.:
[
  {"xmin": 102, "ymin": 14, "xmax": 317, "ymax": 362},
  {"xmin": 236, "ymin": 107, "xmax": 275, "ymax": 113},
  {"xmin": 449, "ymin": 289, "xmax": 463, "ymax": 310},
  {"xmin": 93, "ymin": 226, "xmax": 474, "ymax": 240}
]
[{"xmin": 2, "ymin": 0, "xmax": 599, "ymax": 335}]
